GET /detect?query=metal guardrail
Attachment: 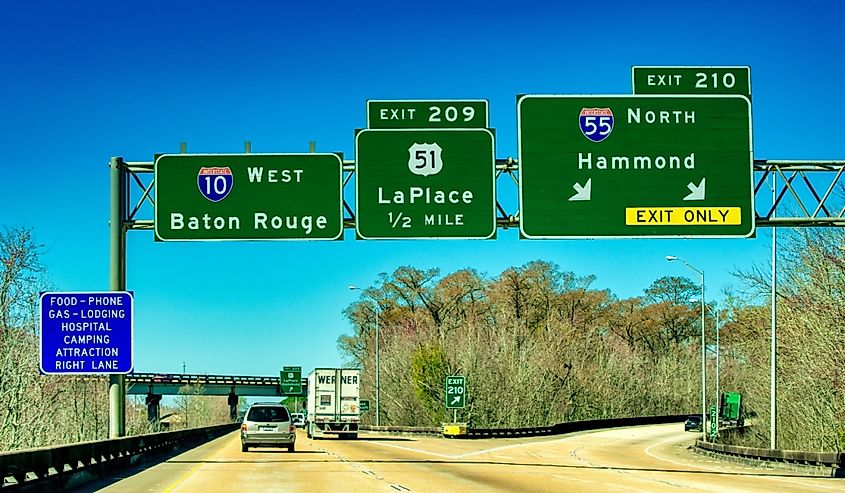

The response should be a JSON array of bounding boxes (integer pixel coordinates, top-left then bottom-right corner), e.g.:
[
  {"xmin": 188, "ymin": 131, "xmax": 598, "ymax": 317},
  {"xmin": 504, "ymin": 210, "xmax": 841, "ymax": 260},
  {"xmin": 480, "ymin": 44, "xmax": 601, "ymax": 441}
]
[
  {"xmin": 0, "ymin": 423, "xmax": 238, "ymax": 491},
  {"xmin": 466, "ymin": 414, "xmax": 689, "ymax": 438},
  {"xmin": 360, "ymin": 425, "xmax": 441, "ymax": 435},
  {"xmin": 696, "ymin": 439, "xmax": 844, "ymax": 477},
  {"xmin": 361, "ymin": 414, "xmax": 689, "ymax": 439}
]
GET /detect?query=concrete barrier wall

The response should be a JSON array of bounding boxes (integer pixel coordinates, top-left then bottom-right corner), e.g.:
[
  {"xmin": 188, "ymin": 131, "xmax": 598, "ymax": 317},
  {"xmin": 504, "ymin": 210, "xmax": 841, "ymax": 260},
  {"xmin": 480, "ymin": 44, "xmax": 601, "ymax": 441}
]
[
  {"xmin": 695, "ymin": 439, "xmax": 844, "ymax": 477},
  {"xmin": 0, "ymin": 423, "xmax": 239, "ymax": 491}
]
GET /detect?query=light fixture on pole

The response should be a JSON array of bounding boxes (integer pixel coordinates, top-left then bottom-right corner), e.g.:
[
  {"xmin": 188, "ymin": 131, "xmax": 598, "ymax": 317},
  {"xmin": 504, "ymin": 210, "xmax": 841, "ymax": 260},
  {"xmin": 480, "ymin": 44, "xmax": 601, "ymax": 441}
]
[
  {"xmin": 349, "ymin": 285, "xmax": 380, "ymax": 427},
  {"xmin": 666, "ymin": 255, "xmax": 707, "ymax": 441}
]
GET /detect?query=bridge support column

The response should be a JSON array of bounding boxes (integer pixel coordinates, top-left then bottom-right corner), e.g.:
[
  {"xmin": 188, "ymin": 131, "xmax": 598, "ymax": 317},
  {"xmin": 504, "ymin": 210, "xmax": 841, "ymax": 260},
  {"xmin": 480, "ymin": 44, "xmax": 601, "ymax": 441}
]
[
  {"xmin": 146, "ymin": 394, "xmax": 162, "ymax": 431},
  {"xmin": 228, "ymin": 392, "xmax": 238, "ymax": 422}
]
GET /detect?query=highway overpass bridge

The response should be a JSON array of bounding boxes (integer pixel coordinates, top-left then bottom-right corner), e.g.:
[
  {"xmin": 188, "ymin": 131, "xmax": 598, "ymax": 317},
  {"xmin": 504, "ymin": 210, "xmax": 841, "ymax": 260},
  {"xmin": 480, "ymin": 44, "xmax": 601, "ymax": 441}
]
[{"xmin": 126, "ymin": 372, "xmax": 306, "ymax": 424}]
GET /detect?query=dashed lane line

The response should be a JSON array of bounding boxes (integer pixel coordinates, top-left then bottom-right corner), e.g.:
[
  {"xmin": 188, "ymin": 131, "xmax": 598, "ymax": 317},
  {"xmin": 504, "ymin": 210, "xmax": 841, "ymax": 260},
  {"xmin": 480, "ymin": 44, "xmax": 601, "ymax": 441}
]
[{"xmin": 318, "ymin": 445, "xmax": 408, "ymax": 490}]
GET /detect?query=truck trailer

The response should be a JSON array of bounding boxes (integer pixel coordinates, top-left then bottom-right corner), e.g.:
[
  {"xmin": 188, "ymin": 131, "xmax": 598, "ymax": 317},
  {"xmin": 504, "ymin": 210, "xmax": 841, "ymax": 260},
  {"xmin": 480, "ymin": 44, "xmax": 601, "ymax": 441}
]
[{"xmin": 306, "ymin": 368, "xmax": 360, "ymax": 439}]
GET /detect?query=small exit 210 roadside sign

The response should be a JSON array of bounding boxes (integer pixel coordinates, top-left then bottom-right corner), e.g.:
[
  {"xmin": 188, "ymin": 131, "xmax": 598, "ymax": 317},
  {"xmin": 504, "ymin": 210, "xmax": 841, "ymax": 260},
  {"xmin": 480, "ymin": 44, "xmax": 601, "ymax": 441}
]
[{"xmin": 445, "ymin": 375, "xmax": 466, "ymax": 409}]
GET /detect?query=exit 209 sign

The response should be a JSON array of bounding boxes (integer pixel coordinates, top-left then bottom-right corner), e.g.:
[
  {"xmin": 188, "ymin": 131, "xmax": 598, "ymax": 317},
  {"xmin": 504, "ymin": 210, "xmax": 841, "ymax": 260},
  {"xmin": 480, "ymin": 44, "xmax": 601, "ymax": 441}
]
[{"xmin": 367, "ymin": 100, "xmax": 489, "ymax": 129}]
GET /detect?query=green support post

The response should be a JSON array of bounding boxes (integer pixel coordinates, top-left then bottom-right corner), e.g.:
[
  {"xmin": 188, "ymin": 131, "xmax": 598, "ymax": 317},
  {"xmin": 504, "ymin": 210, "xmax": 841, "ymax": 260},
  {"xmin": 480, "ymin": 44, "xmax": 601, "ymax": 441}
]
[{"xmin": 109, "ymin": 156, "xmax": 126, "ymax": 438}]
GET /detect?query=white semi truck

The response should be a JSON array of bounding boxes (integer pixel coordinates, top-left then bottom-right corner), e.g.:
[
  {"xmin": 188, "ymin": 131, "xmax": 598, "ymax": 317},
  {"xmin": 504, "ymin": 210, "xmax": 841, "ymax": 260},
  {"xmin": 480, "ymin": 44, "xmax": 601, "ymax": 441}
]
[{"xmin": 306, "ymin": 368, "xmax": 360, "ymax": 439}]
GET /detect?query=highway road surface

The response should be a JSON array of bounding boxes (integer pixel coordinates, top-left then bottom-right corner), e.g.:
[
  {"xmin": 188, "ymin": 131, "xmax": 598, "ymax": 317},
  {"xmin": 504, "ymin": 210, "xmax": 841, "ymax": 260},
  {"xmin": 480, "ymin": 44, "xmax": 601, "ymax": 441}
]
[{"xmin": 85, "ymin": 423, "xmax": 840, "ymax": 492}]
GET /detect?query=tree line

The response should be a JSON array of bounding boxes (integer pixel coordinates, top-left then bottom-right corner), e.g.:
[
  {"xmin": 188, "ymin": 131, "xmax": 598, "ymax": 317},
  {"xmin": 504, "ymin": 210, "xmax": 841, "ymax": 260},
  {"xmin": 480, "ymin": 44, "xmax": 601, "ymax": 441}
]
[
  {"xmin": 1, "ymin": 223, "xmax": 841, "ymax": 452},
  {"xmin": 341, "ymin": 228, "xmax": 845, "ymax": 452}
]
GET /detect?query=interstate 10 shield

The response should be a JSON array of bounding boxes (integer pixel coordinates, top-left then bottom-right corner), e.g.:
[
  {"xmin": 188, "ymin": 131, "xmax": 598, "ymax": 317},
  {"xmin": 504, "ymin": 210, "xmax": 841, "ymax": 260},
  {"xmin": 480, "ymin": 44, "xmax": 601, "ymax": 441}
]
[{"xmin": 197, "ymin": 167, "xmax": 233, "ymax": 202}]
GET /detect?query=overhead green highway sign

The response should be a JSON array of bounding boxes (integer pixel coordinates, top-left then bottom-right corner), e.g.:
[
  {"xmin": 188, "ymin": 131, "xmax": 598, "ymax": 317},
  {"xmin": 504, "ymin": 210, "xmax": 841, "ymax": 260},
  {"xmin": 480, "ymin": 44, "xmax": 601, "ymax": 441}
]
[
  {"xmin": 518, "ymin": 95, "xmax": 754, "ymax": 238},
  {"xmin": 367, "ymin": 100, "xmax": 489, "ymax": 129},
  {"xmin": 154, "ymin": 154, "xmax": 343, "ymax": 241},
  {"xmin": 445, "ymin": 375, "xmax": 466, "ymax": 409},
  {"xmin": 280, "ymin": 366, "xmax": 302, "ymax": 395},
  {"xmin": 632, "ymin": 66, "xmax": 751, "ymax": 98},
  {"xmin": 355, "ymin": 128, "xmax": 496, "ymax": 239}
]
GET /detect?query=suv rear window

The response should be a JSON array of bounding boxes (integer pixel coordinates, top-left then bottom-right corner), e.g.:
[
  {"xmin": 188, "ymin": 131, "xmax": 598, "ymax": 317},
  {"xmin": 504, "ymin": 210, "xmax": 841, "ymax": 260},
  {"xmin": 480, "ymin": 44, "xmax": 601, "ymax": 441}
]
[{"xmin": 246, "ymin": 406, "xmax": 290, "ymax": 423}]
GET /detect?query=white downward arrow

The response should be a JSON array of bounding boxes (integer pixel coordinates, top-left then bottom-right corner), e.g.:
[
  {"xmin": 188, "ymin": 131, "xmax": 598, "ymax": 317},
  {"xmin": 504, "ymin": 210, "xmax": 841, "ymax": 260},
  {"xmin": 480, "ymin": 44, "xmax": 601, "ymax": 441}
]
[
  {"xmin": 684, "ymin": 178, "xmax": 706, "ymax": 201},
  {"xmin": 569, "ymin": 178, "xmax": 592, "ymax": 201}
]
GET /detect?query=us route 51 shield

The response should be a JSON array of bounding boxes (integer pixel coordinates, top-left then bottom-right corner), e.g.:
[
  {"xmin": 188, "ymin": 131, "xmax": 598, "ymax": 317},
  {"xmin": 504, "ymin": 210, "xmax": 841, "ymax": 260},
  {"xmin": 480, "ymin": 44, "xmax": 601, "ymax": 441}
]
[{"xmin": 408, "ymin": 143, "xmax": 443, "ymax": 177}]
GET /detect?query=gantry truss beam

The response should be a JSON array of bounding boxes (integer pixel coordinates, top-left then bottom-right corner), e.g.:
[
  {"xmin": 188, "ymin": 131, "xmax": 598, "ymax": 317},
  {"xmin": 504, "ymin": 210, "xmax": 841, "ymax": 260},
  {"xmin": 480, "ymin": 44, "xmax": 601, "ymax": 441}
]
[
  {"xmin": 119, "ymin": 158, "xmax": 844, "ymax": 231},
  {"xmin": 753, "ymin": 161, "xmax": 845, "ymax": 227}
]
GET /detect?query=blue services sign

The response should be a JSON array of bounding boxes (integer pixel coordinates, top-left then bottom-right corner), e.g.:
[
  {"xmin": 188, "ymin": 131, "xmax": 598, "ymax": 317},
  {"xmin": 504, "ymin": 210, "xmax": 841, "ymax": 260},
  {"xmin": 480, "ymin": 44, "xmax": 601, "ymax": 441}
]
[{"xmin": 40, "ymin": 292, "xmax": 133, "ymax": 374}]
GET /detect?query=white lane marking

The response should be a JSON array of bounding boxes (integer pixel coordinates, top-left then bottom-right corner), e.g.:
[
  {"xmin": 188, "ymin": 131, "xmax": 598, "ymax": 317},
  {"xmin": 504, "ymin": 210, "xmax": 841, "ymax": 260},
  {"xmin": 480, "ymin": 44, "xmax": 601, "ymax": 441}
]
[
  {"xmin": 361, "ymin": 441, "xmax": 455, "ymax": 459},
  {"xmin": 643, "ymin": 435, "xmax": 840, "ymax": 490},
  {"xmin": 643, "ymin": 435, "xmax": 700, "ymax": 469},
  {"xmin": 364, "ymin": 435, "xmax": 575, "ymax": 460},
  {"xmin": 771, "ymin": 478, "xmax": 841, "ymax": 491},
  {"xmin": 572, "ymin": 442, "xmax": 693, "ymax": 491},
  {"xmin": 552, "ymin": 474, "xmax": 593, "ymax": 484}
]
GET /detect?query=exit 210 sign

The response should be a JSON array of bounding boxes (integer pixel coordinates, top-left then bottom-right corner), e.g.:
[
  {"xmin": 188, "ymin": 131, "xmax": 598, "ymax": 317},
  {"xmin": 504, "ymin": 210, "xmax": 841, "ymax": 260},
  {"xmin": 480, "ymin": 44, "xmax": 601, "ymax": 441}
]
[
  {"xmin": 518, "ymin": 94, "xmax": 754, "ymax": 238},
  {"xmin": 445, "ymin": 375, "xmax": 466, "ymax": 409},
  {"xmin": 632, "ymin": 66, "xmax": 751, "ymax": 98}
]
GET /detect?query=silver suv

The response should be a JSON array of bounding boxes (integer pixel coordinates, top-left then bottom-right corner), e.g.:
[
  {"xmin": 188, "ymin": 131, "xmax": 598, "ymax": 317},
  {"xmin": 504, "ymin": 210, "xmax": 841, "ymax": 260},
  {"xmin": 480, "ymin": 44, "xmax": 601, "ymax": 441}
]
[{"xmin": 240, "ymin": 403, "xmax": 296, "ymax": 452}]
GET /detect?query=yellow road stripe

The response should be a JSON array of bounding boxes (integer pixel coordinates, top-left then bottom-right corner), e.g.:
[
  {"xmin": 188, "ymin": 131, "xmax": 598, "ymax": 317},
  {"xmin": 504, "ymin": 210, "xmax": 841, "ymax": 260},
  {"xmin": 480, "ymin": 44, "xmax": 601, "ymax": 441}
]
[{"xmin": 161, "ymin": 462, "xmax": 203, "ymax": 493}]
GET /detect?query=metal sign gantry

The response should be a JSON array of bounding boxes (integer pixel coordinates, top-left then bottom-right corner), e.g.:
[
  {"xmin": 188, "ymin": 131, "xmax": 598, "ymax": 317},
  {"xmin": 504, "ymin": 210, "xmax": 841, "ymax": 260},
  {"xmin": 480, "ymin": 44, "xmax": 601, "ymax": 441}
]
[
  {"xmin": 119, "ymin": 152, "xmax": 845, "ymax": 234},
  {"xmin": 107, "ymin": 150, "xmax": 843, "ymax": 438}
]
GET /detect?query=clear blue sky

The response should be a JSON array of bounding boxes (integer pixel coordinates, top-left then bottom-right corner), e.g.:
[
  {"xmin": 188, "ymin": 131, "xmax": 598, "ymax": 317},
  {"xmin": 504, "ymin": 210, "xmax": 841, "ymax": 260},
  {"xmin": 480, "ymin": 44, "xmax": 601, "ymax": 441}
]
[{"xmin": 2, "ymin": 1, "xmax": 842, "ymax": 378}]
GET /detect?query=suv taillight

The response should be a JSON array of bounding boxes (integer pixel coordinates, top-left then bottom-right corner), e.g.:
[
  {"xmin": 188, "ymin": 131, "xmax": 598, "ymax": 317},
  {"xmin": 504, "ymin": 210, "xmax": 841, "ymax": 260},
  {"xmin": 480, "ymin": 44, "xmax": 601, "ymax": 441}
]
[
  {"xmin": 289, "ymin": 424, "xmax": 295, "ymax": 433},
  {"xmin": 241, "ymin": 424, "xmax": 247, "ymax": 432}
]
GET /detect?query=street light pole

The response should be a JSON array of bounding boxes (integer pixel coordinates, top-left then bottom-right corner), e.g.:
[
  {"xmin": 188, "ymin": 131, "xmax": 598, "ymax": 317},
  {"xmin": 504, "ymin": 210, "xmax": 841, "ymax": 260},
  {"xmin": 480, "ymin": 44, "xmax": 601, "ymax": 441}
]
[
  {"xmin": 715, "ymin": 307, "xmax": 720, "ymax": 438},
  {"xmin": 374, "ymin": 300, "xmax": 380, "ymax": 427},
  {"xmin": 700, "ymin": 271, "xmax": 706, "ymax": 441},
  {"xmin": 349, "ymin": 285, "xmax": 381, "ymax": 427},
  {"xmin": 770, "ymin": 173, "xmax": 778, "ymax": 449},
  {"xmin": 666, "ymin": 255, "xmax": 707, "ymax": 442}
]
